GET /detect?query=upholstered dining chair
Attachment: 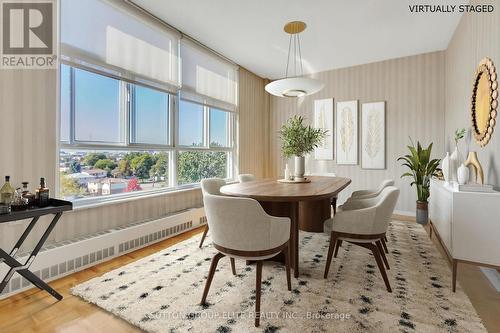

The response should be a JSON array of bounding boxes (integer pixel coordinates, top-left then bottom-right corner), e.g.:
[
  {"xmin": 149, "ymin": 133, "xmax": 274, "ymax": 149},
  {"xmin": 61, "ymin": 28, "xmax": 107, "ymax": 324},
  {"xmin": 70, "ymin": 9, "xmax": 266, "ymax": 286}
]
[
  {"xmin": 309, "ymin": 172, "xmax": 338, "ymax": 215},
  {"xmin": 342, "ymin": 180, "xmax": 395, "ymax": 254},
  {"xmin": 350, "ymin": 179, "xmax": 395, "ymax": 199},
  {"xmin": 238, "ymin": 173, "xmax": 256, "ymax": 182},
  {"xmin": 199, "ymin": 178, "xmax": 226, "ymax": 248},
  {"xmin": 323, "ymin": 186, "xmax": 399, "ymax": 292},
  {"xmin": 201, "ymin": 193, "xmax": 291, "ymax": 327}
]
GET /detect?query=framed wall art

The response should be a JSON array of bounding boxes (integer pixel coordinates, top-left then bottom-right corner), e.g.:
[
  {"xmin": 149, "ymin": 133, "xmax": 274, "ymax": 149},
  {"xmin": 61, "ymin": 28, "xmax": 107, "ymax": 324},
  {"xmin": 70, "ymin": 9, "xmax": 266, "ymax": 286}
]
[
  {"xmin": 361, "ymin": 101, "xmax": 386, "ymax": 169},
  {"xmin": 314, "ymin": 98, "xmax": 334, "ymax": 160},
  {"xmin": 336, "ymin": 100, "xmax": 358, "ymax": 165}
]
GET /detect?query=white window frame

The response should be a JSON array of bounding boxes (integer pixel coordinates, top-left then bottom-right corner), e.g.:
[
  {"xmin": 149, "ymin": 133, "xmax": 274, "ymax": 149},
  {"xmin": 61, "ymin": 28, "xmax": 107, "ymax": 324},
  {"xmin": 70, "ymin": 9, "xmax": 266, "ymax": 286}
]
[
  {"xmin": 175, "ymin": 98, "xmax": 235, "ymax": 188},
  {"xmin": 59, "ymin": 62, "xmax": 236, "ymax": 205}
]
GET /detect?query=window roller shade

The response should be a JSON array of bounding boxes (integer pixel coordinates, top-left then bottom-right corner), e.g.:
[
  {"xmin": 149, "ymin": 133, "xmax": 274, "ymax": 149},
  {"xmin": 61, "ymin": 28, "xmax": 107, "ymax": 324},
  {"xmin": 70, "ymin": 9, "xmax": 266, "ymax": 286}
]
[
  {"xmin": 181, "ymin": 39, "xmax": 238, "ymax": 112},
  {"xmin": 61, "ymin": 0, "xmax": 181, "ymax": 93}
]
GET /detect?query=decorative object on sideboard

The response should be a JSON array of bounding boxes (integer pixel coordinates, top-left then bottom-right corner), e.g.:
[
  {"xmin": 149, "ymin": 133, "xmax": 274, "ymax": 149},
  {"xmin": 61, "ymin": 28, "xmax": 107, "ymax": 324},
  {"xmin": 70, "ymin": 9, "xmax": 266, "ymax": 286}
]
[
  {"xmin": 441, "ymin": 152, "xmax": 450, "ymax": 184},
  {"xmin": 464, "ymin": 151, "xmax": 484, "ymax": 184},
  {"xmin": 336, "ymin": 100, "xmax": 358, "ymax": 165},
  {"xmin": 314, "ymin": 99, "xmax": 334, "ymax": 160},
  {"xmin": 398, "ymin": 139, "xmax": 441, "ymax": 225},
  {"xmin": 279, "ymin": 115, "xmax": 327, "ymax": 181},
  {"xmin": 457, "ymin": 163, "xmax": 470, "ymax": 185},
  {"xmin": 450, "ymin": 128, "xmax": 466, "ymax": 183},
  {"xmin": 361, "ymin": 102, "xmax": 386, "ymax": 169},
  {"xmin": 264, "ymin": 21, "xmax": 324, "ymax": 97},
  {"xmin": 470, "ymin": 57, "xmax": 498, "ymax": 147}
]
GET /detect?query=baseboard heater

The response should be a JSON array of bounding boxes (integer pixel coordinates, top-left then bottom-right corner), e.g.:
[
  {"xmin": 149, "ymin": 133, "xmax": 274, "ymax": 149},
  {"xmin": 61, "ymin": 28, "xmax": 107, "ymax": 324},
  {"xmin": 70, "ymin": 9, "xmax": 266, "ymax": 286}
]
[{"xmin": 0, "ymin": 207, "xmax": 206, "ymax": 300}]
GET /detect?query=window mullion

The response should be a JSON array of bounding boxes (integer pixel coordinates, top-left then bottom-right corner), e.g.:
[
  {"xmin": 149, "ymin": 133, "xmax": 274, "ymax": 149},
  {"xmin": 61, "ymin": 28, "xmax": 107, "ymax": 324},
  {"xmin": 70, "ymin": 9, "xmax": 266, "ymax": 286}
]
[
  {"xmin": 125, "ymin": 83, "xmax": 132, "ymax": 145},
  {"xmin": 204, "ymin": 105, "xmax": 210, "ymax": 148},
  {"xmin": 69, "ymin": 66, "xmax": 75, "ymax": 144}
]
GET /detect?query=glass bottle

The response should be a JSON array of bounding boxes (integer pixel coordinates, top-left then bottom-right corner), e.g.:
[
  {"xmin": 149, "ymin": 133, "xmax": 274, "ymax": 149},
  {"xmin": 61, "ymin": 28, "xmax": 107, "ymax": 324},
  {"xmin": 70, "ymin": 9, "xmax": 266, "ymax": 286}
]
[
  {"xmin": 0, "ymin": 176, "xmax": 15, "ymax": 206},
  {"xmin": 21, "ymin": 181, "xmax": 36, "ymax": 209},
  {"xmin": 35, "ymin": 177, "xmax": 50, "ymax": 207}
]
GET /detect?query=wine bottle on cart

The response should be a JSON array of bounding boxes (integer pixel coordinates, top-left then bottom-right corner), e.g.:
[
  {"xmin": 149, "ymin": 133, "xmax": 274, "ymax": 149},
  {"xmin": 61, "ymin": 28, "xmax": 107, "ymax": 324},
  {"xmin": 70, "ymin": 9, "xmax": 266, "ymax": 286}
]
[
  {"xmin": 35, "ymin": 177, "xmax": 50, "ymax": 208},
  {"xmin": 0, "ymin": 176, "xmax": 15, "ymax": 205}
]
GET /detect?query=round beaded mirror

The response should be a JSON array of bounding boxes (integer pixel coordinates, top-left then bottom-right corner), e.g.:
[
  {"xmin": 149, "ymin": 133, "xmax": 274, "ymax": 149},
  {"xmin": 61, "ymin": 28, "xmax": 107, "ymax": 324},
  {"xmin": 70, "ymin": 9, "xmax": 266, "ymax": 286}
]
[{"xmin": 471, "ymin": 57, "xmax": 498, "ymax": 147}]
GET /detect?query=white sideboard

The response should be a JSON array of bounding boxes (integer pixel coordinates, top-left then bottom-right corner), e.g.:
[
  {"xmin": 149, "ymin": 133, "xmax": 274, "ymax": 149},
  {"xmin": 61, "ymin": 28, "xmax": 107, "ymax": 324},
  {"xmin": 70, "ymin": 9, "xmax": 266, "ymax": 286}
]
[{"xmin": 429, "ymin": 179, "xmax": 500, "ymax": 292}]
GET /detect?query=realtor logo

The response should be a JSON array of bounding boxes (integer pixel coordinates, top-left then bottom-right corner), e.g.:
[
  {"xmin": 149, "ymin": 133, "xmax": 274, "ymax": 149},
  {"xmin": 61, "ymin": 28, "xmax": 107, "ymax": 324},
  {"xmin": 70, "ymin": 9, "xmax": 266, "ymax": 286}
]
[{"xmin": 1, "ymin": 0, "xmax": 57, "ymax": 69}]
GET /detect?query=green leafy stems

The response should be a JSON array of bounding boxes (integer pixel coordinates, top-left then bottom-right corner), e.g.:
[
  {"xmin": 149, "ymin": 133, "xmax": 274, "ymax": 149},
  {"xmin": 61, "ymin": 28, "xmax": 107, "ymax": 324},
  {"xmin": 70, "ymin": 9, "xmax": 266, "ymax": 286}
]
[
  {"xmin": 454, "ymin": 128, "xmax": 466, "ymax": 145},
  {"xmin": 397, "ymin": 138, "xmax": 441, "ymax": 203},
  {"xmin": 279, "ymin": 115, "xmax": 327, "ymax": 158}
]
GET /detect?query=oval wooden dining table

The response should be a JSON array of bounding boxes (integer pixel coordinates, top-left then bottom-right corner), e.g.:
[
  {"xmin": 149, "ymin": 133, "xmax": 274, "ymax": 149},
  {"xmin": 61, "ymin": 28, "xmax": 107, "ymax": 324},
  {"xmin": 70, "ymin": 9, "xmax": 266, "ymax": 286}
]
[{"xmin": 220, "ymin": 176, "xmax": 351, "ymax": 277}]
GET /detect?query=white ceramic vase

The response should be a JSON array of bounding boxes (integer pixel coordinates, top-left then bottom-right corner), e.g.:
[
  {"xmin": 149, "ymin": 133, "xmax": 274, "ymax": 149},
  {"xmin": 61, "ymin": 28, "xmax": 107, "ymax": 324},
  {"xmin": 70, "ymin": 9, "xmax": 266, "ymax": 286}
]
[
  {"xmin": 442, "ymin": 152, "xmax": 450, "ymax": 184},
  {"xmin": 294, "ymin": 156, "xmax": 305, "ymax": 180},
  {"xmin": 450, "ymin": 145, "xmax": 461, "ymax": 183},
  {"xmin": 457, "ymin": 163, "xmax": 469, "ymax": 185}
]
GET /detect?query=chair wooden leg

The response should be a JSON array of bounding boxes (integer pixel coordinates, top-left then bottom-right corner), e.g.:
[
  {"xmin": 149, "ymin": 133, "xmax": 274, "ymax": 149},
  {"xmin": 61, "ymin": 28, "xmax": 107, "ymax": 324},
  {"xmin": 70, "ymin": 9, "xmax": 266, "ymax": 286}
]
[
  {"xmin": 200, "ymin": 252, "xmax": 224, "ymax": 304},
  {"xmin": 230, "ymin": 257, "xmax": 236, "ymax": 276},
  {"xmin": 255, "ymin": 261, "xmax": 263, "ymax": 327},
  {"xmin": 283, "ymin": 244, "xmax": 291, "ymax": 291},
  {"xmin": 334, "ymin": 239, "xmax": 342, "ymax": 258},
  {"xmin": 376, "ymin": 240, "xmax": 390, "ymax": 270},
  {"xmin": 324, "ymin": 232, "xmax": 337, "ymax": 279},
  {"xmin": 369, "ymin": 243, "xmax": 392, "ymax": 292},
  {"xmin": 199, "ymin": 225, "xmax": 209, "ymax": 248},
  {"xmin": 381, "ymin": 237, "xmax": 389, "ymax": 254}
]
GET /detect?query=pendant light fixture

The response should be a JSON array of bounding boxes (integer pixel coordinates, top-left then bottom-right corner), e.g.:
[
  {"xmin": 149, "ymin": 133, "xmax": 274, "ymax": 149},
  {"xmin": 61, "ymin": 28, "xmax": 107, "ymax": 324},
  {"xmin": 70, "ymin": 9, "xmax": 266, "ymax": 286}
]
[{"xmin": 265, "ymin": 21, "xmax": 324, "ymax": 97}]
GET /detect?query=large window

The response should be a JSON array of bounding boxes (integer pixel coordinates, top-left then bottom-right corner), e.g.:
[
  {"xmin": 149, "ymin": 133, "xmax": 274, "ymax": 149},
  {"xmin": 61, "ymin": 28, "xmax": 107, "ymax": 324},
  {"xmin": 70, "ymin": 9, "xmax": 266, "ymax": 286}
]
[
  {"xmin": 59, "ymin": 64, "xmax": 234, "ymax": 202},
  {"xmin": 74, "ymin": 68, "xmax": 122, "ymax": 143},
  {"xmin": 178, "ymin": 100, "xmax": 203, "ymax": 147},
  {"xmin": 132, "ymin": 86, "xmax": 169, "ymax": 145}
]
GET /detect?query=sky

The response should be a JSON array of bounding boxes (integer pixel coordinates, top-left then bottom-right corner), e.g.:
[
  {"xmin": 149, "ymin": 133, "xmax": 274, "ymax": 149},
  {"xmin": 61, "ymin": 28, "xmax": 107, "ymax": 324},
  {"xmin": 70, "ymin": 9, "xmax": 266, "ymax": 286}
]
[{"xmin": 60, "ymin": 65, "xmax": 228, "ymax": 147}]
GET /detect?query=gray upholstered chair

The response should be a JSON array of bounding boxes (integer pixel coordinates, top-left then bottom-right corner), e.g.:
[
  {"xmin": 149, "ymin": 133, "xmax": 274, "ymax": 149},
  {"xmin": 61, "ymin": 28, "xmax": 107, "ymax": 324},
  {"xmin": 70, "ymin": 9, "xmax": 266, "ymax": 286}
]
[
  {"xmin": 201, "ymin": 193, "xmax": 291, "ymax": 327},
  {"xmin": 323, "ymin": 186, "xmax": 400, "ymax": 292},
  {"xmin": 199, "ymin": 178, "xmax": 226, "ymax": 248},
  {"xmin": 238, "ymin": 174, "xmax": 256, "ymax": 182},
  {"xmin": 350, "ymin": 179, "xmax": 395, "ymax": 199}
]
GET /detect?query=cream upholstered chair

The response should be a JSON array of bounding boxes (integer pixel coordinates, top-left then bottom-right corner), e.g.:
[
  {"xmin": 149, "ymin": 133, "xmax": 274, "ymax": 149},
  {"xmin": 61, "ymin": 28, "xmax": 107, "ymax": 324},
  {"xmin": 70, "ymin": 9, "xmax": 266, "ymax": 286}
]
[
  {"xmin": 238, "ymin": 174, "xmax": 256, "ymax": 182},
  {"xmin": 199, "ymin": 178, "xmax": 226, "ymax": 248},
  {"xmin": 350, "ymin": 179, "xmax": 395, "ymax": 199},
  {"xmin": 323, "ymin": 186, "xmax": 399, "ymax": 292},
  {"xmin": 342, "ymin": 181, "xmax": 395, "ymax": 254},
  {"xmin": 308, "ymin": 172, "xmax": 338, "ymax": 214},
  {"xmin": 201, "ymin": 193, "xmax": 291, "ymax": 327}
]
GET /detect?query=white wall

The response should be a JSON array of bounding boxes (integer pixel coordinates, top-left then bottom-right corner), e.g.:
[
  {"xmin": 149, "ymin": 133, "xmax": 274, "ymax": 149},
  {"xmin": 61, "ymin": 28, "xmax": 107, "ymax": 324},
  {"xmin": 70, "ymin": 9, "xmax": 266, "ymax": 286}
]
[{"xmin": 445, "ymin": 0, "xmax": 500, "ymax": 188}]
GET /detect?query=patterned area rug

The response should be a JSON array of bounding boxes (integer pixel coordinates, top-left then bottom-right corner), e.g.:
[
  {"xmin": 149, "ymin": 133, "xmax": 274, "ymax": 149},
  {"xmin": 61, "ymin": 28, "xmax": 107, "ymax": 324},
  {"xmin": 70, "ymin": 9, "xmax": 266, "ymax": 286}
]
[{"xmin": 72, "ymin": 220, "xmax": 486, "ymax": 332}]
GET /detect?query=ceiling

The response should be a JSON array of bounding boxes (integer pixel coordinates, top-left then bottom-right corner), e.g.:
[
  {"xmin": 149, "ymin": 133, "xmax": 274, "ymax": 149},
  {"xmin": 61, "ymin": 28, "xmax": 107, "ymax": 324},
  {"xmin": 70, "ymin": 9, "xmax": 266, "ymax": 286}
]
[{"xmin": 130, "ymin": 0, "xmax": 463, "ymax": 80}]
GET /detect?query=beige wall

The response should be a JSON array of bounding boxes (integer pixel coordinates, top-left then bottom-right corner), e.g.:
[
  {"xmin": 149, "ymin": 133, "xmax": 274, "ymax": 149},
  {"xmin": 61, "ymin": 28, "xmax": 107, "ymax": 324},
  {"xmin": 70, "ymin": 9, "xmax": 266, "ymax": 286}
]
[
  {"xmin": 269, "ymin": 52, "xmax": 446, "ymax": 213},
  {"xmin": 445, "ymin": 0, "xmax": 500, "ymax": 188},
  {"xmin": 0, "ymin": 67, "xmax": 268, "ymax": 253},
  {"xmin": 237, "ymin": 68, "xmax": 271, "ymax": 178}
]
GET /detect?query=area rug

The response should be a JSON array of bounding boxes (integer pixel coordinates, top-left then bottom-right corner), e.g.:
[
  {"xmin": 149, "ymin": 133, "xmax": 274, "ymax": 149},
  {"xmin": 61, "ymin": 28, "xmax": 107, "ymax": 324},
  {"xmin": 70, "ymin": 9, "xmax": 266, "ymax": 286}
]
[{"xmin": 72, "ymin": 220, "xmax": 486, "ymax": 332}]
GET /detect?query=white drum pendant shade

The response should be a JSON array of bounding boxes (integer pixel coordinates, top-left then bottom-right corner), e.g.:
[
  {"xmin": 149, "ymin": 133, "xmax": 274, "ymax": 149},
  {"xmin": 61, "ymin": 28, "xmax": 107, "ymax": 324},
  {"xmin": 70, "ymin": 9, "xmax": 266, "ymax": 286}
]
[{"xmin": 265, "ymin": 21, "xmax": 323, "ymax": 98}]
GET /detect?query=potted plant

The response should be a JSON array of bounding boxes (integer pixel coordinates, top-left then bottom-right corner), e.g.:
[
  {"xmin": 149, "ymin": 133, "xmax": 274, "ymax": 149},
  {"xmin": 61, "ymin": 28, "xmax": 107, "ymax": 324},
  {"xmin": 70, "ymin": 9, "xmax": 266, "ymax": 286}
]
[
  {"xmin": 398, "ymin": 139, "xmax": 441, "ymax": 225},
  {"xmin": 279, "ymin": 115, "xmax": 327, "ymax": 179}
]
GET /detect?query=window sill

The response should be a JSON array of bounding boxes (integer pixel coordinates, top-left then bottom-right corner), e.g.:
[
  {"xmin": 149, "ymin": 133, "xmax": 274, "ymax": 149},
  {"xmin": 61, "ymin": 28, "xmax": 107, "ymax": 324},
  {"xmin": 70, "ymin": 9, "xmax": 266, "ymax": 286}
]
[
  {"xmin": 70, "ymin": 185, "xmax": 201, "ymax": 211},
  {"xmin": 68, "ymin": 179, "xmax": 236, "ymax": 212}
]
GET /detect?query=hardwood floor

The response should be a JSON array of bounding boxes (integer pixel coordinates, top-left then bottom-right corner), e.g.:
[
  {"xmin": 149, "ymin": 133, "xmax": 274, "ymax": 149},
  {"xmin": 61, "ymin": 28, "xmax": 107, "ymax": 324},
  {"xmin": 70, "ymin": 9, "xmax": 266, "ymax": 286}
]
[
  {"xmin": 0, "ymin": 227, "xmax": 204, "ymax": 333},
  {"xmin": 0, "ymin": 221, "xmax": 498, "ymax": 333},
  {"xmin": 422, "ymin": 223, "xmax": 500, "ymax": 333}
]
